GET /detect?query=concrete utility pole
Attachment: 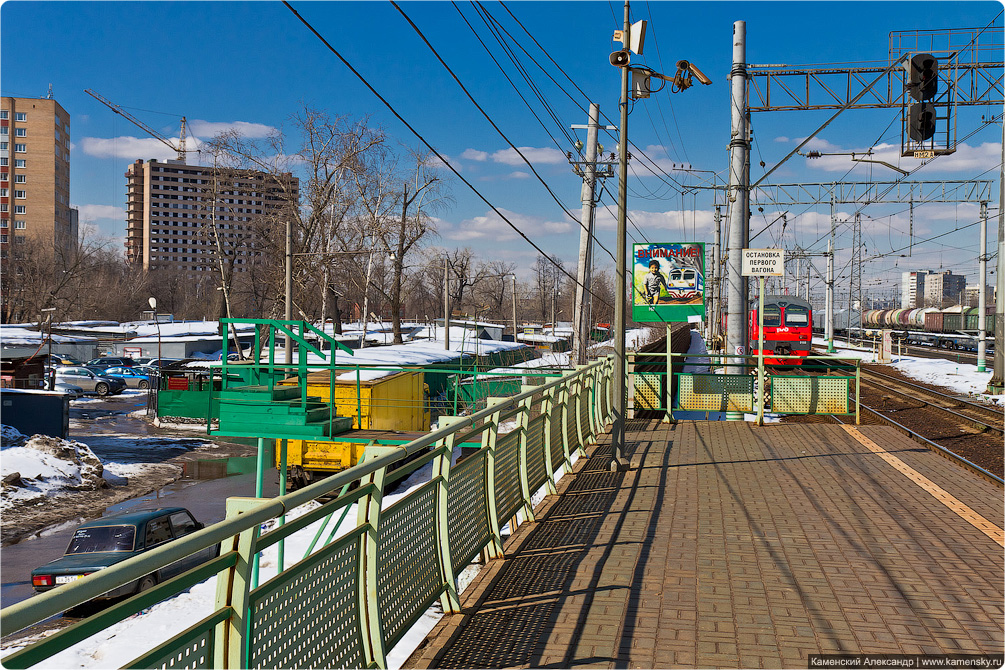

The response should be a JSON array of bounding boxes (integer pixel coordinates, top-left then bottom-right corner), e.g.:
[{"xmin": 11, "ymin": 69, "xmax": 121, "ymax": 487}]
[
  {"xmin": 443, "ymin": 257, "xmax": 450, "ymax": 350},
  {"xmin": 827, "ymin": 195, "xmax": 836, "ymax": 351},
  {"xmin": 725, "ymin": 20, "xmax": 749, "ymax": 375},
  {"xmin": 990, "ymin": 116, "xmax": 1005, "ymax": 393},
  {"xmin": 511, "ymin": 274, "xmax": 518, "ymax": 343},
  {"xmin": 285, "ymin": 217, "xmax": 293, "ymax": 367},
  {"xmin": 978, "ymin": 201, "xmax": 988, "ymax": 372},
  {"xmin": 612, "ymin": 0, "xmax": 631, "ymax": 467},
  {"xmin": 572, "ymin": 103, "xmax": 602, "ymax": 366}
]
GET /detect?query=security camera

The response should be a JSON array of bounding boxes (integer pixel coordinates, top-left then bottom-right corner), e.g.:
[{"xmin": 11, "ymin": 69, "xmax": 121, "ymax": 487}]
[
  {"xmin": 675, "ymin": 60, "xmax": 713, "ymax": 87},
  {"xmin": 687, "ymin": 61, "xmax": 713, "ymax": 86}
]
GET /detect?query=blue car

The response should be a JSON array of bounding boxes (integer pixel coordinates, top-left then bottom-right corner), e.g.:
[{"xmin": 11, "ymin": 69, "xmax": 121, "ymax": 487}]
[
  {"xmin": 31, "ymin": 507, "xmax": 217, "ymax": 599},
  {"xmin": 102, "ymin": 366, "xmax": 153, "ymax": 389}
]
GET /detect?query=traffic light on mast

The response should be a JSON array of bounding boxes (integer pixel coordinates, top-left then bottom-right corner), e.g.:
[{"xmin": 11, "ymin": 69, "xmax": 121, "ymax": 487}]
[
  {"xmin": 907, "ymin": 53, "xmax": 938, "ymax": 142},
  {"xmin": 907, "ymin": 53, "xmax": 938, "ymax": 101}
]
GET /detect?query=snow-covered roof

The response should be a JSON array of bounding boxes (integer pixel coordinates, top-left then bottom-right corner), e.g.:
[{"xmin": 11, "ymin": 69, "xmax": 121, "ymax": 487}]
[{"xmin": 0, "ymin": 326, "xmax": 98, "ymax": 345}]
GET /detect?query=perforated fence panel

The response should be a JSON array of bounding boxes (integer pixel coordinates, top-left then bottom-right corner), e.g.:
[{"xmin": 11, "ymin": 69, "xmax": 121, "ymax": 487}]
[
  {"xmin": 566, "ymin": 394, "xmax": 580, "ymax": 454},
  {"xmin": 578, "ymin": 386, "xmax": 592, "ymax": 437},
  {"xmin": 378, "ymin": 480, "xmax": 443, "ymax": 648},
  {"xmin": 495, "ymin": 429, "xmax": 523, "ymax": 522},
  {"xmin": 526, "ymin": 414, "xmax": 548, "ymax": 492},
  {"xmin": 771, "ymin": 375, "xmax": 851, "ymax": 414},
  {"xmin": 677, "ymin": 373, "xmax": 754, "ymax": 412},
  {"xmin": 448, "ymin": 450, "xmax": 490, "ymax": 571},
  {"xmin": 633, "ymin": 373, "xmax": 663, "ymax": 410},
  {"xmin": 249, "ymin": 527, "xmax": 367, "ymax": 670},
  {"xmin": 549, "ymin": 408, "xmax": 565, "ymax": 472},
  {"xmin": 125, "ymin": 610, "xmax": 227, "ymax": 669}
]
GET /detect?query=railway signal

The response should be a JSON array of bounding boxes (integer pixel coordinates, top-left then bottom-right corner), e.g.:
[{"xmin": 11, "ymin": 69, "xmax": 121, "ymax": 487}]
[{"xmin": 906, "ymin": 53, "xmax": 938, "ymax": 143}]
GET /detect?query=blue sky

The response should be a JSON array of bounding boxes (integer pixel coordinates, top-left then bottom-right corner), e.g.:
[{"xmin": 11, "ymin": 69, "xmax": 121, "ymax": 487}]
[{"xmin": 2, "ymin": 0, "xmax": 1001, "ymax": 300}]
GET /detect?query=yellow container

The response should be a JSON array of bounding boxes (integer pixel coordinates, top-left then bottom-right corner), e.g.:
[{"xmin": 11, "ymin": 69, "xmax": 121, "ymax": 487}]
[{"xmin": 278, "ymin": 369, "xmax": 429, "ymax": 475}]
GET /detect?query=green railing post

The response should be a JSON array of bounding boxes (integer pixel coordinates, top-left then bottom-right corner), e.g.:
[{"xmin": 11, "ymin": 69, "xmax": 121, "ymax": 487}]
[
  {"xmin": 574, "ymin": 364, "xmax": 597, "ymax": 446},
  {"xmin": 541, "ymin": 384, "xmax": 558, "ymax": 495},
  {"xmin": 356, "ymin": 365, "xmax": 362, "ymax": 429},
  {"xmin": 356, "ymin": 451, "xmax": 389, "ymax": 669},
  {"xmin": 855, "ymin": 360, "xmax": 861, "ymax": 425},
  {"xmin": 214, "ymin": 497, "xmax": 265, "ymax": 669},
  {"xmin": 516, "ymin": 386, "xmax": 536, "ymax": 523},
  {"xmin": 570, "ymin": 371, "xmax": 588, "ymax": 455},
  {"xmin": 483, "ymin": 398, "xmax": 506, "ymax": 559},
  {"xmin": 558, "ymin": 379, "xmax": 573, "ymax": 471},
  {"xmin": 433, "ymin": 417, "xmax": 462, "ymax": 613},
  {"xmin": 278, "ymin": 439, "xmax": 287, "ymax": 574}
]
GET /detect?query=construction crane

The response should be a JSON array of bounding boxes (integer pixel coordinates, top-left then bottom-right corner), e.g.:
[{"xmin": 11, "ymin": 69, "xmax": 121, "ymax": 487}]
[{"xmin": 84, "ymin": 89, "xmax": 190, "ymax": 161}]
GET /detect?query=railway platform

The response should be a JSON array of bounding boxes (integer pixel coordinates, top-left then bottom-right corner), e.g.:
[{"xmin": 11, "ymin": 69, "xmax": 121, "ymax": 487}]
[{"xmin": 407, "ymin": 419, "xmax": 1004, "ymax": 668}]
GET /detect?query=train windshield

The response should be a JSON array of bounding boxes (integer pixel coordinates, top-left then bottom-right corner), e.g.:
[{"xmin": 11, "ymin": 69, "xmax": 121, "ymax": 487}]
[
  {"xmin": 762, "ymin": 306, "xmax": 781, "ymax": 326},
  {"xmin": 785, "ymin": 305, "xmax": 809, "ymax": 325}
]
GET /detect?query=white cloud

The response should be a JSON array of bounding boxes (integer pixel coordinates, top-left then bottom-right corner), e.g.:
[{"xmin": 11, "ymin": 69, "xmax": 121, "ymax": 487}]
[
  {"xmin": 187, "ymin": 120, "xmax": 274, "ymax": 139},
  {"xmin": 802, "ymin": 141, "xmax": 1000, "ymax": 174},
  {"xmin": 73, "ymin": 204, "xmax": 126, "ymax": 221},
  {"xmin": 506, "ymin": 171, "xmax": 530, "ymax": 180},
  {"xmin": 595, "ymin": 207, "xmax": 716, "ymax": 235},
  {"xmin": 490, "ymin": 147, "xmax": 566, "ymax": 166},
  {"xmin": 80, "ymin": 135, "xmax": 180, "ymax": 161},
  {"xmin": 461, "ymin": 149, "xmax": 488, "ymax": 161},
  {"xmin": 441, "ymin": 208, "xmax": 573, "ymax": 242}
]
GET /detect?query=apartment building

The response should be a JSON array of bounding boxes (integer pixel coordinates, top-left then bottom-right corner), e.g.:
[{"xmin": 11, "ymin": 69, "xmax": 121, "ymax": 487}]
[
  {"xmin": 923, "ymin": 270, "xmax": 966, "ymax": 307},
  {"xmin": 0, "ymin": 96, "xmax": 74, "ymax": 263},
  {"xmin": 125, "ymin": 159, "xmax": 297, "ymax": 274},
  {"xmin": 900, "ymin": 270, "xmax": 933, "ymax": 309}
]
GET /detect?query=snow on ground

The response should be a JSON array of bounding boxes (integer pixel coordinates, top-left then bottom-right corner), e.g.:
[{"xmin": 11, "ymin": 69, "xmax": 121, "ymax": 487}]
[
  {"xmin": 813, "ymin": 337, "xmax": 1002, "ymax": 405},
  {"xmin": 0, "ymin": 428, "xmax": 106, "ymax": 510},
  {"xmin": 0, "ymin": 435, "xmax": 577, "ymax": 669}
]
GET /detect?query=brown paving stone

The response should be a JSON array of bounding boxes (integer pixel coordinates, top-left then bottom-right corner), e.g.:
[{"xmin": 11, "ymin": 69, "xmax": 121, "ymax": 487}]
[{"xmin": 406, "ymin": 421, "xmax": 1004, "ymax": 668}]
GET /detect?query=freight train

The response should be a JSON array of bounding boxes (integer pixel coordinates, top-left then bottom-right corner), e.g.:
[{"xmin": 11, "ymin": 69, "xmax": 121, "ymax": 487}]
[{"xmin": 849, "ymin": 305, "xmax": 995, "ymax": 351}]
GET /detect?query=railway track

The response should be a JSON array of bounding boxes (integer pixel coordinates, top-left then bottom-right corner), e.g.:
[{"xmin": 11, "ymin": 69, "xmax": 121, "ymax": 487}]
[{"xmin": 783, "ymin": 360, "xmax": 1003, "ymax": 483}]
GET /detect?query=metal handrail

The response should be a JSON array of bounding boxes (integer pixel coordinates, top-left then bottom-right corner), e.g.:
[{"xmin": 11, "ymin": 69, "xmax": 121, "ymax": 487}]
[{"xmin": 0, "ymin": 357, "xmax": 609, "ymax": 639}]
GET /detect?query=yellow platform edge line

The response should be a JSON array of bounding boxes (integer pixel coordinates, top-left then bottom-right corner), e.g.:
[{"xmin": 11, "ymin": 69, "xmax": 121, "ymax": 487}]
[{"xmin": 842, "ymin": 425, "xmax": 1005, "ymax": 548}]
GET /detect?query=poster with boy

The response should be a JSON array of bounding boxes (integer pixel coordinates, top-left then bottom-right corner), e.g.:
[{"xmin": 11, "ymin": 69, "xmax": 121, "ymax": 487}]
[{"xmin": 631, "ymin": 242, "xmax": 706, "ymax": 322}]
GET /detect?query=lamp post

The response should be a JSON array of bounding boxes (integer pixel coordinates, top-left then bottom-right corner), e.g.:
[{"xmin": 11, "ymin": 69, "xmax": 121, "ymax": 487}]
[
  {"xmin": 148, "ymin": 297, "xmax": 162, "ymax": 374},
  {"xmin": 41, "ymin": 307, "xmax": 55, "ymax": 390}
]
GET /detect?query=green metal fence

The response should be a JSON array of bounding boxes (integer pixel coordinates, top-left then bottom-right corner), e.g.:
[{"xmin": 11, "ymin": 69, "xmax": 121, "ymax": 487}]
[{"xmin": 0, "ymin": 357, "xmax": 615, "ymax": 670}]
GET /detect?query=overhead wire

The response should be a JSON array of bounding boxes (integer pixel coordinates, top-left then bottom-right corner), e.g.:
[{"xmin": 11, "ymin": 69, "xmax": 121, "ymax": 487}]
[
  {"xmin": 391, "ymin": 1, "xmax": 619, "ymax": 264},
  {"xmin": 281, "ymin": 0, "xmax": 615, "ymax": 311}
]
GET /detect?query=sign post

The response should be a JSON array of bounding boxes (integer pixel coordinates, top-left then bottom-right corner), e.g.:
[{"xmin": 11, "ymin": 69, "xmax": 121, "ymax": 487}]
[{"xmin": 742, "ymin": 249, "xmax": 784, "ymax": 426}]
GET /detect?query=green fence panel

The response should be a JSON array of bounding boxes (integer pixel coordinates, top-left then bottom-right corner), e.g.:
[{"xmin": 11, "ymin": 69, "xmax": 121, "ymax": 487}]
[
  {"xmin": 677, "ymin": 373, "xmax": 754, "ymax": 412},
  {"xmin": 248, "ymin": 527, "xmax": 368, "ymax": 670},
  {"xmin": 494, "ymin": 430, "xmax": 523, "ymax": 523},
  {"xmin": 447, "ymin": 449, "xmax": 490, "ymax": 572},
  {"xmin": 158, "ymin": 389, "xmax": 213, "ymax": 420},
  {"xmin": 124, "ymin": 609, "xmax": 230, "ymax": 669},
  {"xmin": 525, "ymin": 414, "xmax": 548, "ymax": 493},
  {"xmin": 377, "ymin": 480, "xmax": 443, "ymax": 649},
  {"xmin": 549, "ymin": 402, "xmax": 565, "ymax": 472},
  {"xmin": 771, "ymin": 375, "xmax": 852, "ymax": 414}
]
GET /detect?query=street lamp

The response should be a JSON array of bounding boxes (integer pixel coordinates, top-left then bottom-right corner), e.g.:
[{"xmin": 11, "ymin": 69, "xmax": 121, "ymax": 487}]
[{"xmin": 148, "ymin": 297, "xmax": 162, "ymax": 376}]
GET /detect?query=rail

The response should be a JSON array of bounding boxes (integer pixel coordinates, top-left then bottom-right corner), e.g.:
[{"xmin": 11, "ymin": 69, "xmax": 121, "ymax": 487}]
[{"xmin": 0, "ymin": 357, "xmax": 615, "ymax": 669}]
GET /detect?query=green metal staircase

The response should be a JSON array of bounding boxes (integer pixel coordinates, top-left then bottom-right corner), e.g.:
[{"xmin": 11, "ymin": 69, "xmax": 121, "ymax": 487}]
[{"xmin": 209, "ymin": 319, "xmax": 355, "ymax": 441}]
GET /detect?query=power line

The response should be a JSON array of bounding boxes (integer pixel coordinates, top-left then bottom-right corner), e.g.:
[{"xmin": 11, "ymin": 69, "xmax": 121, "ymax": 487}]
[{"xmin": 282, "ymin": 1, "xmax": 614, "ymax": 311}]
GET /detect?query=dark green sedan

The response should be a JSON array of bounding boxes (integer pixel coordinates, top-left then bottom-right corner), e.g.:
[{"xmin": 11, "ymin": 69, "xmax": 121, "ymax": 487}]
[{"xmin": 31, "ymin": 507, "xmax": 216, "ymax": 599}]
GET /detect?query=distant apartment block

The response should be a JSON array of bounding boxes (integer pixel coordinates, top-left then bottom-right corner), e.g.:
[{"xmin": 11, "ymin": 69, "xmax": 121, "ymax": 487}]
[
  {"xmin": 125, "ymin": 159, "xmax": 298, "ymax": 274},
  {"xmin": 900, "ymin": 270, "xmax": 933, "ymax": 308},
  {"xmin": 963, "ymin": 284, "xmax": 995, "ymax": 307},
  {"xmin": 923, "ymin": 270, "xmax": 966, "ymax": 306},
  {"xmin": 0, "ymin": 96, "xmax": 74, "ymax": 262}
]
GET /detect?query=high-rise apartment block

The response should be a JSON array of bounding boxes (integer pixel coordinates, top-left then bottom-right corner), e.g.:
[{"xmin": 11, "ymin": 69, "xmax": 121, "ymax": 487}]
[
  {"xmin": 125, "ymin": 159, "xmax": 297, "ymax": 274},
  {"xmin": 900, "ymin": 271, "xmax": 933, "ymax": 308},
  {"xmin": 923, "ymin": 270, "xmax": 966, "ymax": 306},
  {"xmin": 0, "ymin": 97, "xmax": 74, "ymax": 263}
]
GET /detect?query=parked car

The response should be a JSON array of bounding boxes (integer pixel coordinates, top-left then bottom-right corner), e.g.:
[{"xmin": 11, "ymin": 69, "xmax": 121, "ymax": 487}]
[
  {"xmin": 85, "ymin": 357, "xmax": 138, "ymax": 369},
  {"xmin": 143, "ymin": 358, "xmax": 180, "ymax": 369},
  {"xmin": 53, "ymin": 382, "xmax": 85, "ymax": 399},
  {"xmin": 53, "ymin": 367, "xmax": 127, "ymax": 396},
  {"xmin": 102, "ymin": 367, "xmax": 152, "ymax": 389},
  {"xmin": 31, "ymin": 507, "xmax": 217, "ymax": 599}
]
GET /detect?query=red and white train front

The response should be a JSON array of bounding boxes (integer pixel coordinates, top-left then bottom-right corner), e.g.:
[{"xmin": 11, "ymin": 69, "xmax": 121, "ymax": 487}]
[{"xmin": 748, "ymin": 296, "xmax": 813, "ymax": 365}]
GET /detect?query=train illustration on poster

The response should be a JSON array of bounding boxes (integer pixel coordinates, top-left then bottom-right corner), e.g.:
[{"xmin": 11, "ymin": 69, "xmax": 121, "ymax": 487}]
[{"xmin": 631, "ymin": 242, "xmax": 706, "ymax": 323}]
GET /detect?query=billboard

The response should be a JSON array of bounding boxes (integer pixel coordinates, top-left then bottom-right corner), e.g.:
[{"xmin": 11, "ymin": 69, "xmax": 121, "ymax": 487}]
[{"xmin": 631, "ymin": 242, "xmax": 706, "ymax": 323}]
